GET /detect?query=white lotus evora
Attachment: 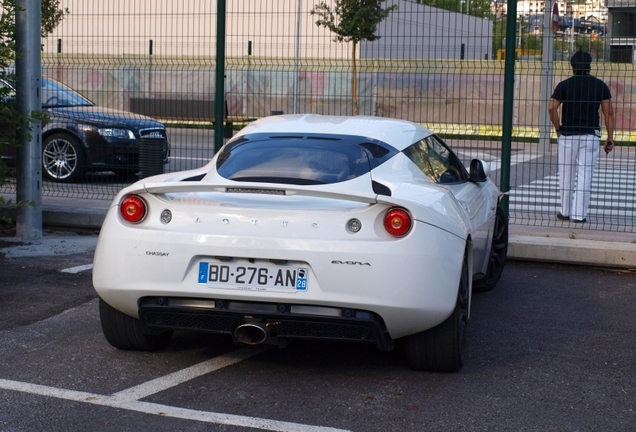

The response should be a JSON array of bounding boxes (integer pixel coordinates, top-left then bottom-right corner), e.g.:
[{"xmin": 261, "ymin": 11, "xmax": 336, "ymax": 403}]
[{"xmin": 93, "ymin": 114, "xmax": 508, "ymax": 372}]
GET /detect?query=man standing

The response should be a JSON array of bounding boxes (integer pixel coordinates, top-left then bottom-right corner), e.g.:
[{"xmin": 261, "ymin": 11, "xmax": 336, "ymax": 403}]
[{"xmin": 548, "ymin": 50, "xmax": 615, "ymax": 223}]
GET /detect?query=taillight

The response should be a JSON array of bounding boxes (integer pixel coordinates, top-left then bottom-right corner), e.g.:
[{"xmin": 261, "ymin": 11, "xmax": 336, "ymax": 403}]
[
  {"xmin": 383, "ymin": 207, "xmax": 412, "ymax": 237},
  {"xmin": 120, "ymin": 195, "xmax": 147, "ymax": 223}
]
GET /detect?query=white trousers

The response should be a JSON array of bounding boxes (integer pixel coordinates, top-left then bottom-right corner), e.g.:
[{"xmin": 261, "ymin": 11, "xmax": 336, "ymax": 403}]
[{"xmin": 558, "ymin": 134, "xmax": 600, "ymax": 221}]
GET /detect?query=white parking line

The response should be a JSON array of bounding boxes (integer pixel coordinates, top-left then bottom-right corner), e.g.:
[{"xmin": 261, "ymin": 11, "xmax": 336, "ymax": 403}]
[
  {"xmin": 457, "ymin": 150, "xmax": 544, "ymax": 171},
  {"xmin": 0, "ymin": 378, "xmax": 347, "ymax": 431},
  {"xmin": 0, "ymin": 346, "xmax": 350, "ymax": 432},
  {"xmin": 60, "ymin": 264, "xmax": 93, "ymax": 274},
  {"xmin": 112, "ymin": 346, "xmax": 270, "ymax": 401}
]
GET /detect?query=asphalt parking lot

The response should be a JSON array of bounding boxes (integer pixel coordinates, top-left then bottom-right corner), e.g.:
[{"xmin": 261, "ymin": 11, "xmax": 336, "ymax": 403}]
[{"xmin": 1, "ymin": 234, "xmax": 635, "ymax": 431}]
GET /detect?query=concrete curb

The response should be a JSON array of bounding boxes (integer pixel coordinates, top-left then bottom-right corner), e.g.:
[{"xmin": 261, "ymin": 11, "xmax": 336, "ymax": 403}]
[
  {"xmin": 0, "ymin": 204, "xmax": 107, "ymax": 231},
  {"xmin": 43, "ymin": 206, "xmax": 107, "ymax": 230},
  {"xmin": 509, "ymin": 235, "xmax": 636, "ymax": 269}
]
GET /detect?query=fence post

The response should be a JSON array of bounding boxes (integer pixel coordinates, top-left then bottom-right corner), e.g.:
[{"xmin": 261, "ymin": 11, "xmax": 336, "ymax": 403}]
[
  {"xmin": 15, "ymin": 0, "xmax": 42, "ymax": 239},
  {"xmin": 214, "ymin": 0, "xmax": 227, "ymax": 153},
  {"xmin": 500, "ymin": 0, "xmax": 519, "ymax": 217},
  {"xmin": 539, "ymin": 0, "xmax": 555, "ymax": 153}
]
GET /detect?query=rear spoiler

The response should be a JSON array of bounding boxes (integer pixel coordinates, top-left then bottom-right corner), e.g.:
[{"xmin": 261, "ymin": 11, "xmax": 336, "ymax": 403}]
[{"xmin": 118, "ymin": 177, "xmax": 380, "ymax": 205}]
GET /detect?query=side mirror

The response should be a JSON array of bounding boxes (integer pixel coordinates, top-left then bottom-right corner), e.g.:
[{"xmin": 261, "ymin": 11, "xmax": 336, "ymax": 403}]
[{"xmin": 469, "ymin": 159, "xmax": 490, "ymax": 183}]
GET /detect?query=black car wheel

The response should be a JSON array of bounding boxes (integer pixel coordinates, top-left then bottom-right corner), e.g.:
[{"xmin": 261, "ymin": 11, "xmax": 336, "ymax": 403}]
[
  {"xmin": 42, "ymin": 133, "xmax": 86, "ymax": 183},
  {"xmin": 473, "ymin": 206, "xmax": 509, "ymax": 292},
  {"xmin": 405, "ymin": 248, "xmax": 469, "ymax": 372},
  {"xmin": 99, "ymin": 298, "xmax": 173, "ymax": 351}
]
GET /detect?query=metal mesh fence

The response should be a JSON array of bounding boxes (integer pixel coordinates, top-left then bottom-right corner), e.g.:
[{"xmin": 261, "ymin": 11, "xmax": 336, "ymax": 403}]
[{"xmin": 1, "ymin": 0, "xmax": 635, "ymax": 231}]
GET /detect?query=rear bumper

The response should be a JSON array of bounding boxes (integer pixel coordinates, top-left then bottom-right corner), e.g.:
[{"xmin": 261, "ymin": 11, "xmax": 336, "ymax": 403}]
[
  {"xmin": 138, "ymin": 296, "xmax": 395, "ymax": 351},
  {"xmin": 94, "ymin": 204, "xmax": 468, "ymax": 340}
]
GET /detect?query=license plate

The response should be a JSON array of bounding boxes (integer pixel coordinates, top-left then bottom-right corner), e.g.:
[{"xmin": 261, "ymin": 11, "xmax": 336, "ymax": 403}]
[{"xmin": 198, "ymin": 262, "xmax": 308, "ymax": 292}]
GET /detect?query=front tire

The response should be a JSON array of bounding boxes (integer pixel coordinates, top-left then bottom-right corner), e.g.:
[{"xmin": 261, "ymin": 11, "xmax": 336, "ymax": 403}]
[
  {"xmin": 99, "ymin": 298, "xmax": 172, "ymax": 351},
  {"xmin": 42, "ymin": 133, "xmax": 86, "ymax": 183},
  {"xmin": 473, "ymin": 206, "xmax": 509, "ymax": 292},
  {"xmin": 405, "ymin": 249, "xmax": 469, "ymax": 372}
]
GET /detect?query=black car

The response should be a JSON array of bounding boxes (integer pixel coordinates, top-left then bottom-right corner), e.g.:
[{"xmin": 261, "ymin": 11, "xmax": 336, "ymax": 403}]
[{"xmin": 0, "ymin": 78, "xmax": 170, "ymax": 183}]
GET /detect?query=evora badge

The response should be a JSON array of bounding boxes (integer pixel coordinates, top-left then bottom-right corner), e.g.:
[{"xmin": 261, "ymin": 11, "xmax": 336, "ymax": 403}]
[{"xmin": 331, "ymin": 260, "xmax": 370, "ymax": 266}]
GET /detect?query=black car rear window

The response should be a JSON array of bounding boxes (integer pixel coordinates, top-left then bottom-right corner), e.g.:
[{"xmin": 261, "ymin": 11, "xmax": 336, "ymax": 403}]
[{"xmin": 216, "ymin": 133, "xmax": 397, "ymax": 185}]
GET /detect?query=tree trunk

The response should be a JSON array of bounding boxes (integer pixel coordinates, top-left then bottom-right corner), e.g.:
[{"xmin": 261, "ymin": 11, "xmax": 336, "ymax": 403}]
[{"xmin": 351, "ymin": 41, "xmax": 358, "ymax": 116}]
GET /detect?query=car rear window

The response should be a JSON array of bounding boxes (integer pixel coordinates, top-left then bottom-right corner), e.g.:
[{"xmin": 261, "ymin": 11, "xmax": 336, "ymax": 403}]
[{"xmin": 216, "ymin": 133, "xmax": 397, "ymax": 185}]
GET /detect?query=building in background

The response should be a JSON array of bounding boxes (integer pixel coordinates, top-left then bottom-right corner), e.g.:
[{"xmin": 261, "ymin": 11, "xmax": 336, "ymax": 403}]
[
  {"xmin": 43, "ymin": 0, "xmax": 491, "ymax": 61},
  {"xmin": 362, "ymin": 0, "xmax": 492, "ymax": 60},
  {"xmin": 607, "ymin": 0, "xmax": 636, "ymax": 63}
]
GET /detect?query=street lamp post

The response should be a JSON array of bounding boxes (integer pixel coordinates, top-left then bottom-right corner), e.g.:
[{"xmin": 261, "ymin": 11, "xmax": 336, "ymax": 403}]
[{"xmin": 604, "ymin": 22, "xmax": 607, "ymax": 61}]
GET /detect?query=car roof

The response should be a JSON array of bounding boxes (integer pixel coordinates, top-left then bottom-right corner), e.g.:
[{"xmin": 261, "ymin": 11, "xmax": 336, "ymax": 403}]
[
  {"xmin": 233, "ymin": 114, "xmax": 434, "ymax": 151},
  {"xmin": 1, "ymin": 77, "xmax": 86, "ymax": 98},
  {"xmin": 1, "ymin": 76, "xmax": 56, "ymax": 89}
]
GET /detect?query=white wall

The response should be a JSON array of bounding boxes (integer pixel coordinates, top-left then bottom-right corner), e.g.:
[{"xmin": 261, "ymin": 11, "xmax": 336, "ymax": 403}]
[{"xmin": 43, "ymin": 0, "xmax": 491, "ymax": 60}]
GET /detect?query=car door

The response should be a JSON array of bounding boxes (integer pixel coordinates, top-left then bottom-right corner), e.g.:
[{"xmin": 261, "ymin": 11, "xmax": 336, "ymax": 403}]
[{"xmin": 447, "ymin": 176, "xmax": 495, "ymax": 274}]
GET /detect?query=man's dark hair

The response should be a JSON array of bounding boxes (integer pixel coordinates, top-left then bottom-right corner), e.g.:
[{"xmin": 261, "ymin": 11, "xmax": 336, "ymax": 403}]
[{"xmin": 571, "ymin": 51, "xmax": 592, "ymax": 75}]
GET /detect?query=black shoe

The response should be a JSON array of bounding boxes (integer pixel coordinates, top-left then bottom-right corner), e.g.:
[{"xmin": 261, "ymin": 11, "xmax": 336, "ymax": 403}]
[
  {"xmin": 557, "ymin": 212, "xmax": 569, "ymax": 221},
  {"xmin": 571, "ymin": 218, "xmax": 587, "ymax": 223}
]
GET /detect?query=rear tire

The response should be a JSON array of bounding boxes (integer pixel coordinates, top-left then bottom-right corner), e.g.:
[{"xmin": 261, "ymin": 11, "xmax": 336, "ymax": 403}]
[
  {"xmin": 405, "ymin": 249, "xmax": 469, "ymax": 372},
  {"xmin": 473, "ymin": 206, "xmax": 508, "ymax": 292},
  {"xmin": 99, "ymin": 298, "xmax": 172, "ymax": 351}
]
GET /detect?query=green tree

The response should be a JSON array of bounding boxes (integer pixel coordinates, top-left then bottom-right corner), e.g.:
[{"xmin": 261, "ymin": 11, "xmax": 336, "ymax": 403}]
[
  {"xmin": 525, "ymin": 35, "xmax": 542, "ymax": 50},
  {"xmin": 311, "ymin": 0, "xmax": 397, "ymax": 115},
  {"xmin": 589, "ymin": 35, "xmax": 606, "ymax": 61},
  {"xmin": 0, "ymin": 0, "xmax": 67, "ymax": 201},
  {"xmin": 492, "ymin": 15, "xmax": 506, "ymax": 59}
]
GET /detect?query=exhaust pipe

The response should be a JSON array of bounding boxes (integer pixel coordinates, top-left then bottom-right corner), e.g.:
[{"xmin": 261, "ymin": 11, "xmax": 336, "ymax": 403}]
[{"xmin": 234, "ymin": 322, "xmax": 268, "ymax": 345}]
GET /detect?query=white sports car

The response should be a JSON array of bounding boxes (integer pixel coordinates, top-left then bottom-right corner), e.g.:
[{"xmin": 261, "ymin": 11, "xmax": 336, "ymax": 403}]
[{"xmin": 93, "ymin": 114, "xmax": 508, "ymax": 372}]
